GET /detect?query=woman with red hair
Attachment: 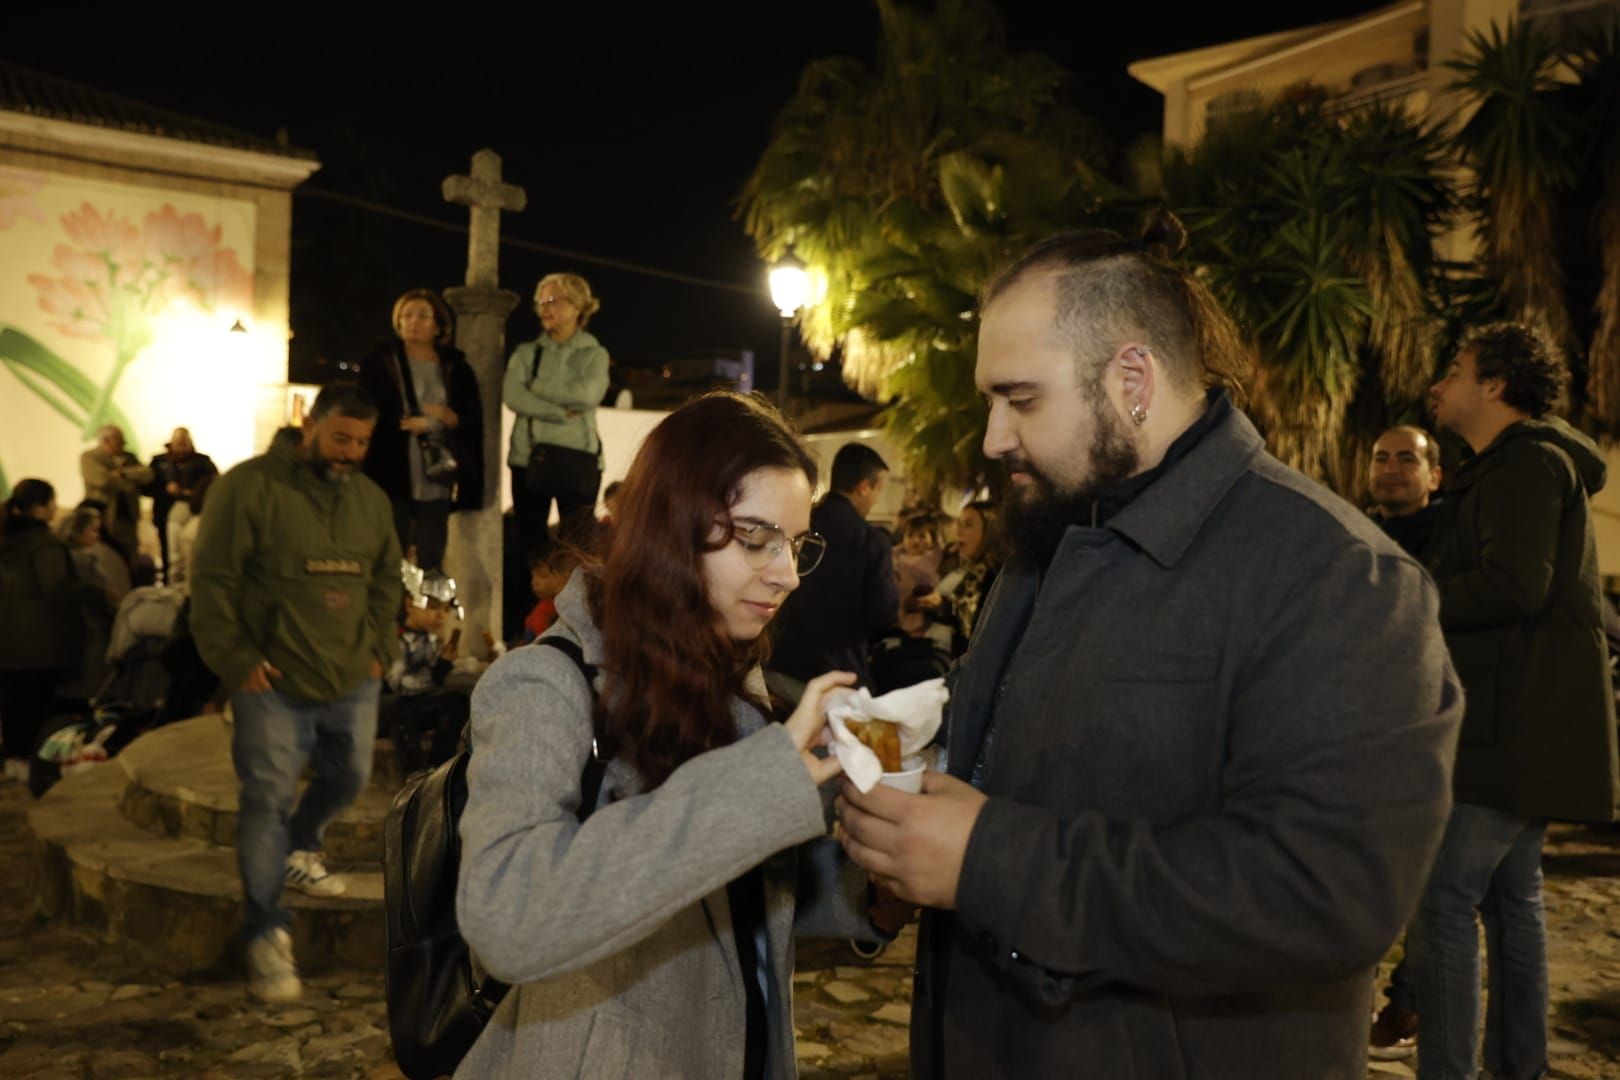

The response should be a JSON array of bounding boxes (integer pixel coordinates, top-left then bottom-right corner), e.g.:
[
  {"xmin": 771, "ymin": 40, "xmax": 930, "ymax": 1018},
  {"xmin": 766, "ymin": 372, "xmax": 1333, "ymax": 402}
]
[{"xmin": 457, "ymin": 391, "xmax": 875, "ymax": 1078}]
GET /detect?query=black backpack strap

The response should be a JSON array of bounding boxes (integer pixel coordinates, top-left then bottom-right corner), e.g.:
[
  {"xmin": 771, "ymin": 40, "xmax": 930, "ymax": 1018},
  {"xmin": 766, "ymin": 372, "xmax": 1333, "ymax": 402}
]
[
  {"xmin": 526, "ymin": 339, "xmax": 560, "ymax": 452},
  {"xmin": 529, "ymin": 338, "xmax": 544, "ymax": 383},
  {"xmin": 534, "ymin": 637, "xmax": 608, "ymax": 823}
]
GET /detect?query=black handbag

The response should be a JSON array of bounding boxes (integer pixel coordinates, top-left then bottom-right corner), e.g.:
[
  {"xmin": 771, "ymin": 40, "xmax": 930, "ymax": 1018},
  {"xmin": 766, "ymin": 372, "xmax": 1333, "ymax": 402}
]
[
  {"xmin": 521, "ymin": 340, "xmax": 601, "ymax": 501},
  {"xmin": 393, "ymin": 351, "xmax": 460, "ymax": 485},
  {"xmin": 383, "ymin": 637, "xmax": 606, "ymax": 1080},
  {"xmin": 523, "ymin": 440, "xmax": 600, "ymax": 501}
]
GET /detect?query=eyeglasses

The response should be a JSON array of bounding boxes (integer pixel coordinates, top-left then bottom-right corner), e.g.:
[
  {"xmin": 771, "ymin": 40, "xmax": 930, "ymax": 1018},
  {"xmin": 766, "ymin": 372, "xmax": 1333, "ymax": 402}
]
[
  {"xmin": 535, "ymin": 295, "xmax": 574, "ymax": 309},
  {"xmin": 731, "ymin": 520, "xmax": 827, "ymax": 575}
]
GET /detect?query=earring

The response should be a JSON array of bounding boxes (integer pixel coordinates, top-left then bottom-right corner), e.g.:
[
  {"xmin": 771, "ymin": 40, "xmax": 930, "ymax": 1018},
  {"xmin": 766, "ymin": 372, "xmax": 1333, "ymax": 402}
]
[{"xmin": 1130, "ymin": 404, "xmax": 1148, "ymax": 426}]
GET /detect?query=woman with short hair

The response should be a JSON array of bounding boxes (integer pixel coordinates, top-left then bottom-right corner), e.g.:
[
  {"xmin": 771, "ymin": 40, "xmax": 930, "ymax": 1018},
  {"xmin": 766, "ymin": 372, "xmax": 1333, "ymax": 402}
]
[
  {"xmin": 502, "ymin": 272, "xmax": 610, "ymax": 559},
  {"xmin": 359, "ymin": 288, "xmax": 485, "ymax": 571}
]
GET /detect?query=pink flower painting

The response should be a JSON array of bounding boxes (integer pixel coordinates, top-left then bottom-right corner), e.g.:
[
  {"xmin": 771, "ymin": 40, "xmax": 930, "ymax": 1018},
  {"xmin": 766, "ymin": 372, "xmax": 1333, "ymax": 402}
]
[{"xmin": 24, "ymin": 201, "xmax": 253, "ymax": 435}]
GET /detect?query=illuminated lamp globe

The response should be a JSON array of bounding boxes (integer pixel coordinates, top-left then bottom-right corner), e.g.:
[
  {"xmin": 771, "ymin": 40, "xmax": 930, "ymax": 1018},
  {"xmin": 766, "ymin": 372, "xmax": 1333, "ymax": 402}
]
[{"xmin": 768, "ymin": 254, "xmax": 810, "ymax": 318}]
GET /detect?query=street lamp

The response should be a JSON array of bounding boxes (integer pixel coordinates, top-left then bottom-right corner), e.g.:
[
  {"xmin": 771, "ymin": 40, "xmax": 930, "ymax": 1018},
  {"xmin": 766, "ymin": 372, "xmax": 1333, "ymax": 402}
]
[{"xmin": 768, "ymin": 253, "xmax": 810, "ymax": 410}]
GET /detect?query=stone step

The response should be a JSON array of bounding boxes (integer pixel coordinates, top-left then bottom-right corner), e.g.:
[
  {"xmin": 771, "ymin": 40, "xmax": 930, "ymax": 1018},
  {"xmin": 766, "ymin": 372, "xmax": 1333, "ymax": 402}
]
[
  {"xmin": 27, "ymin": 745, "xmax": 385, "ymax": 975},
  {"xmin": 115, "ymin": 714, "xmax": 396, "ymax": 864}
]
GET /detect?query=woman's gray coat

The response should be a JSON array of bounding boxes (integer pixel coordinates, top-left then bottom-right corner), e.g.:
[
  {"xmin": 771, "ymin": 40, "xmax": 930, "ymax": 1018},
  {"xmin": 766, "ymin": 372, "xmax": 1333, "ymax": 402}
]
[{"xmin": 456, "ymin": 574, "xmax": 865, "ymax": 1078}]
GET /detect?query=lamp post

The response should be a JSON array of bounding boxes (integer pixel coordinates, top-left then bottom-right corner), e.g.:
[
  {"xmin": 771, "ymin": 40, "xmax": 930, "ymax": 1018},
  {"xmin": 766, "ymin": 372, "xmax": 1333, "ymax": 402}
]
[{"xmin": 768, "ymin": 253, "xmax": 810, "ymax": 411}]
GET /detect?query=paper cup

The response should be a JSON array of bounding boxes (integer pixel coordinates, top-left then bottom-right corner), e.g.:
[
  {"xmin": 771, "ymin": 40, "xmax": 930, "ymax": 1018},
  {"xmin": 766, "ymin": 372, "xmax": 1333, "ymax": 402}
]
[{"xmin": 879, "ymin": 755, "xmax": 927, "ymax": 794}]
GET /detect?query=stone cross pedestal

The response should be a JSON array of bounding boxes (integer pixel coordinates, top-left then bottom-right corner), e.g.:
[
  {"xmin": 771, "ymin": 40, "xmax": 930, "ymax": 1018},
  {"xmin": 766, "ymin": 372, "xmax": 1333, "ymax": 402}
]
[{"xmin": 442, "ymin": 149, "xmax": 525, "ymax": 649}]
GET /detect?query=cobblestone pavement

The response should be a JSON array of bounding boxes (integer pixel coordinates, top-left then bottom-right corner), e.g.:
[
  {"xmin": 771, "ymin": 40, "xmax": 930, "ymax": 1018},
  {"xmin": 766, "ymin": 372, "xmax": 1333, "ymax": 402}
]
[{"xmin": 2, "ymin": 776, "xmax": 1617, "ymax": 1078}]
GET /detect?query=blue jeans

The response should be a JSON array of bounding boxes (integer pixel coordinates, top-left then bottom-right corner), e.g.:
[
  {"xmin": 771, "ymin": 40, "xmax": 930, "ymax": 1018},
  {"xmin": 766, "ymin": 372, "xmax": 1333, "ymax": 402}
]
[
  {"xmin": 230, "ymin": 678, "xmax": 380, "ymax": 942},
  {"xmin": 1409, "ymin": 802, "xmax": 1548, "ymax": 1080}
]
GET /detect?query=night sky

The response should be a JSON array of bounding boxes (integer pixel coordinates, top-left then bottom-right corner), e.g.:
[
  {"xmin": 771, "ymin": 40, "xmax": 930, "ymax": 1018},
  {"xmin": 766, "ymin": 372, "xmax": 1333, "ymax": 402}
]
[{"xmin": 8, "ymin": 2, "xmax": 1377, "ymax": 392}]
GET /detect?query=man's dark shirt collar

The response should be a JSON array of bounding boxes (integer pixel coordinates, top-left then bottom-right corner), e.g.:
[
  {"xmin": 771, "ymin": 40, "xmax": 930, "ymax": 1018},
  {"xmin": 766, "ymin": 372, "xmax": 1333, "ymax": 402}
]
[
  {"xmin": 1369, "ymin": 499, "xmax": 1443, "ymax": 560},
  {"xmin": 1093, "ymin": 388, "xmax": 1231, "ymax": 528},
  {"xmin": 1091, "ymin": 389, "xmax": 1265, "ymax": 570}
]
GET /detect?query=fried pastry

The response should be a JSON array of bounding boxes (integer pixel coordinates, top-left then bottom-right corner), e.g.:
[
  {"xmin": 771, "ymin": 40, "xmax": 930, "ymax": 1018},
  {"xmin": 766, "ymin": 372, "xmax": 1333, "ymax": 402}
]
[{"xmin": 846, "ymin": 718, "xmax": 903, "ymax": 773}]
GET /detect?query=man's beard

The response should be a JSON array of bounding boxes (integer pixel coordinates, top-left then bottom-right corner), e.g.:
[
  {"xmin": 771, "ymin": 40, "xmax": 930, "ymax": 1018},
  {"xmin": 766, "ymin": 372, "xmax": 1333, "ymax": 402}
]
[
  {"xmin": 1002, "ymin": 399, "xmax": 1139, "ymax": 565},
  {"xmin": 306, "ymin": 443, "xmax": 354, "ymax": 484}
]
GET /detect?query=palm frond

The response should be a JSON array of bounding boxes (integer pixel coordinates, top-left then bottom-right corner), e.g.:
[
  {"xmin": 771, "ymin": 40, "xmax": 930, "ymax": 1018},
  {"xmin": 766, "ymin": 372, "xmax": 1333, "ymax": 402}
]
[{"xmin": 1447, "ymin": 19, "xmax": 1581, "ymax": 349}]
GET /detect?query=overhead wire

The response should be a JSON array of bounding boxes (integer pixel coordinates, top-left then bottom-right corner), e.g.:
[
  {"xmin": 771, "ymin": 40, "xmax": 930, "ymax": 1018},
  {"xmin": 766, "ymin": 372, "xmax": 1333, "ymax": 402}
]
[{"xmin": 296, "ymin": 187, "xmax": 765, "ymax": 297}]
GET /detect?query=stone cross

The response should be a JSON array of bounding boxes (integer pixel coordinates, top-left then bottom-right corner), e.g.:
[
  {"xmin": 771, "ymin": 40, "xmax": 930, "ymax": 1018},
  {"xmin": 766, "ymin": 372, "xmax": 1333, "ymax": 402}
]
[
  {"xmin": 441, "ymin": 149, "xmax": 525, "ymax": 648},
  {"xmin": 442, "ymin": 149, "xmax": 526, "ymax": 288}
]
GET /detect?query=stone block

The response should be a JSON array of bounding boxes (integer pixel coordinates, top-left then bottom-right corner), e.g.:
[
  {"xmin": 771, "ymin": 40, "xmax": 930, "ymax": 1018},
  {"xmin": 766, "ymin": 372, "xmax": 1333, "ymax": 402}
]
[
  {"xmin": 870, "ymin": 1002, "xmax": 911, "ymax": 1025},
  {"xmin": 822, "ymin": 979, "xmax": 872, "ymax": 1005},
  {"xmin": 90, "ymin": 1049, "xmax": 160, "ymax": 1077},
  {"xmin": 27, "ymin": 737, "xmax": 387, "ymax": 975}
]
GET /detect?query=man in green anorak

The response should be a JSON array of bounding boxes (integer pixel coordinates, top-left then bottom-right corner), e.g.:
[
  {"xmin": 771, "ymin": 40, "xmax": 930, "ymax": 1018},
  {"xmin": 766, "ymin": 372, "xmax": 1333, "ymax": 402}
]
[{"xmin": 190, "ymin": 382, "xmax": 402, "ymax": 1004}]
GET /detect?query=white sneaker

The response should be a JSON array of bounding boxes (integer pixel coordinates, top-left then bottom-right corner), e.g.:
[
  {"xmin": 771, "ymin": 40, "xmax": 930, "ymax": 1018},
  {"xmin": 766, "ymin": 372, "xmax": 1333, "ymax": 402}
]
[
  {"xmin": 245, "ymin": 928, "xmax": 302, "ymax": 1003},
  {"xmin": 284, "ymin": 850, "xmax": 345, "ymax": 897}
]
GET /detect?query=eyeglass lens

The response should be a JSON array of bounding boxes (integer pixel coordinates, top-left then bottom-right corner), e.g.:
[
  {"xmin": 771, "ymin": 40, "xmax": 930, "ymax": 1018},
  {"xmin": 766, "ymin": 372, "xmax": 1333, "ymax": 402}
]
[{"xmin": 738, "ymin": 524, "xmax": 825, "ymax": 575}]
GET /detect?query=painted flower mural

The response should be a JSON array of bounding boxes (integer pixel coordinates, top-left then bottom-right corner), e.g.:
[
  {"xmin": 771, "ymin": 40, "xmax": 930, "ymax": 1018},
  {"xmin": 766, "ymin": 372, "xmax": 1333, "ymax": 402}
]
[
  {"xmin": 0, "ymin": 181, "xmax": 254, "ymax": 495},
  {"xmin": 22, "ymin": 202, "xmax": 253, "ymax": 439}
]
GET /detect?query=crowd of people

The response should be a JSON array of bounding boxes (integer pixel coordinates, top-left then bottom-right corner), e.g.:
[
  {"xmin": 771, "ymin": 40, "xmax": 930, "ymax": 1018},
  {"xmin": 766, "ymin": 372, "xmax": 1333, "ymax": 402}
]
[
  {"xmin": 0, "ymin": 424, "xmax": 218, "ymax": 780},
  {"xmin": 1, "ymin": 223, "xmax": 1617, "ymax": 1080}
]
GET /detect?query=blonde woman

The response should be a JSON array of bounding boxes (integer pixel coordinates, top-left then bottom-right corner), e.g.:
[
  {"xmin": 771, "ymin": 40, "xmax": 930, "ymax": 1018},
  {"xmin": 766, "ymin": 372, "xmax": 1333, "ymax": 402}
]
[{"xmin": 503, "ymin": 273, "xmax": 609, "ymax": 560}]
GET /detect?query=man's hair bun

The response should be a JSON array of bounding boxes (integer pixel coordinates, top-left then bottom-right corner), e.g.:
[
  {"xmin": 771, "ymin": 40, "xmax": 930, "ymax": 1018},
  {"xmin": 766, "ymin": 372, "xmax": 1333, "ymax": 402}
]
[{"xmin": 1139, "ymin": 208, "xmax": 1188, "ymax": 258}]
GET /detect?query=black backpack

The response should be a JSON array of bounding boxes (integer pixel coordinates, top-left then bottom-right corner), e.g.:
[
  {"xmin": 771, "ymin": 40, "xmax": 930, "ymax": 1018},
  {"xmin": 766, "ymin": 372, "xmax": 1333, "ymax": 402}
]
[{"xmin": 383, "ymin": 637, "xmax": 607, "ymax": 1080}]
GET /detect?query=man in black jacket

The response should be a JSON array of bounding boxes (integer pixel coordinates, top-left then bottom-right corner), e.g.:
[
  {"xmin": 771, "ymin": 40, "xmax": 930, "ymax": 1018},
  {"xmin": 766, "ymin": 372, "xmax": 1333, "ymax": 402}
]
[
  {"xmin": 145, "ymin": 427, "xmax": 217, "ymax": 585},
  {"xmin": 1413, "ymin": 322, "xmax": 1619, "ymax": 1080},
  {"xmin": 835, "ymin": 225, "xmax": 1460, "ymax": 1079},
  {"xmin": 768, "ymin": 443, "xmax": 898, "ymax": 687}
]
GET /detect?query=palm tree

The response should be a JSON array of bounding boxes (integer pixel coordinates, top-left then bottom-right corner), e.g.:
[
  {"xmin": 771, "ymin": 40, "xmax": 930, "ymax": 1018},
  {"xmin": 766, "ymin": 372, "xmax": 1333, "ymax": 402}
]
[
  {"xmin": 1445, "ymin": 20, "xmax": 1582, "ymax": 357},
  {"xmin": 739, "ymin": 0, "xmax": 1114, "ymax": 494},
  {"xmin": 1568, "ymin": 23, "xmax": 1620, "ymax": 431},
  {"xmin": 1154, "ymin": 92, "xmax": 1451, "ymax": 494},
  {"xmin": 745, "ymin": 9, "xmax": 1620, "ymax": 499}
]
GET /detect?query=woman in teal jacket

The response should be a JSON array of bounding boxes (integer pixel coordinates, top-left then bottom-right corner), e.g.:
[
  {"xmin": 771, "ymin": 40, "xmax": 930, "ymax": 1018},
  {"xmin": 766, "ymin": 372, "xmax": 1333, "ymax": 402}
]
[{"xmin": 503, "ymin": 273, "xmax": 610, "ymax": 560}]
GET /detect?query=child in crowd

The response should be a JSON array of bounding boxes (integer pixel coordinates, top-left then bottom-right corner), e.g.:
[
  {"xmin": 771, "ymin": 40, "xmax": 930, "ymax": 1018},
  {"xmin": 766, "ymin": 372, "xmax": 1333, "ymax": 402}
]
[
  {"xmin": 894, "ymin": 513, "xmax": 943, "ymax": 637},
  {"xmin": 519, "ymin": 547, "xmax": 580, "ymax": 645},
  {"xmin": 381, "ymin": 563, "xmax": 469, "ymax": 776}
]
